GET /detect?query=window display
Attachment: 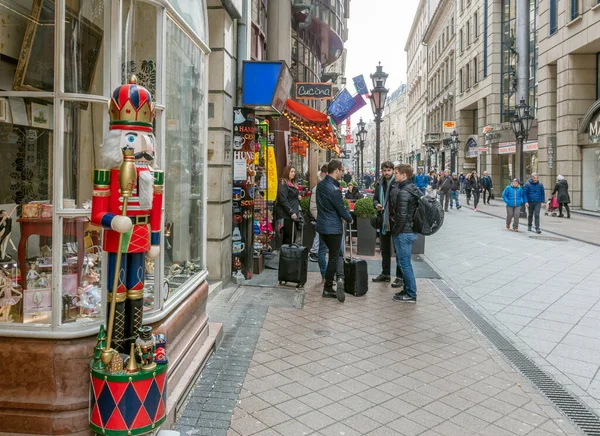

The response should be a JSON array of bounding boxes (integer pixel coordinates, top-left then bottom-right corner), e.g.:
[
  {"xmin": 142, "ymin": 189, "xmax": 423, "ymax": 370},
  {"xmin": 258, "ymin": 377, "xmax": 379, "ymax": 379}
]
[{"xmin": 164, "ymin": 17, "xmax": 206, "ymax": 298}]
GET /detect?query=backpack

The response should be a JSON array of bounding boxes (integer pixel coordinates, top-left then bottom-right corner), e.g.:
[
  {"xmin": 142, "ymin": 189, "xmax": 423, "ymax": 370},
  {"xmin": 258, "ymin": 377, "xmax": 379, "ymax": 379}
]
[{"xmin": 412, "ymin": 192, "xmax": 444, "ymax": 235}]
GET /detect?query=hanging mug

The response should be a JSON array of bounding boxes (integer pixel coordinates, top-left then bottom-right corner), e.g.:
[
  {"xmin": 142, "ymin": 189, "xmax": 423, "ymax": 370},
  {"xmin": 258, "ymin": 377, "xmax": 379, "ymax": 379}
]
[
  {"xmin": 233, "ymin": 136, "xmax": 243, "ymax": 150},
  {"xmin": 232, "ymin": 241, "xmax": 245, "ymax": 254},
  {"xmin": 232, "ymin": 187, "xmax": 246, "ymax": 201}
]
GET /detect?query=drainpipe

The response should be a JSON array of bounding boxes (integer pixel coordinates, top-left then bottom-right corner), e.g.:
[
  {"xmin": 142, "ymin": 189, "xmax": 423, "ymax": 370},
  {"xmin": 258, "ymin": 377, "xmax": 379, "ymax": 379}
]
[{"xmin": 237, "ymin": 0, "xmax": 250, "ymax": 106}]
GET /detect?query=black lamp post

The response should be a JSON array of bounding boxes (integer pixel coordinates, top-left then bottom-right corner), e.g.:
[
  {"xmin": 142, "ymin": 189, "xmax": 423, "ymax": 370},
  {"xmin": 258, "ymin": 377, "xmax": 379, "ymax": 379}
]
[
  {"xmin": 449, "ymin": 130, "xmax": 460, "ymax": 174},
  {"xmin": 426, "ymin": 145, "xmax": 435, "ymax": 172},
  {"xmin": 357, "ymin": 117, "xmax": 367, "ymax": 189},
  {"xmin": 354, "ymin": 133, "xmax": 361, "ymax": 184},
  {"xmin": 510, "ymin": 97, "xmax": 534, "ymax": 217},
  {"xmin": 369, "ymin": 62, "xmax": 389, "ymax": 181}
]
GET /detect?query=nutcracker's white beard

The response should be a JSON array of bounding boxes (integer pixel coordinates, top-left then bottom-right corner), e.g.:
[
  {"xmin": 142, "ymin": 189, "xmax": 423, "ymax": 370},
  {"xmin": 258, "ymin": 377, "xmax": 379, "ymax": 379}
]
[
  {"xmin": 98, "ymin": 130, "xmax": 124, "ymax": 169},
  {"xmin": 138, "ymin": 171, "xmax": 153, "ymax": 210}
]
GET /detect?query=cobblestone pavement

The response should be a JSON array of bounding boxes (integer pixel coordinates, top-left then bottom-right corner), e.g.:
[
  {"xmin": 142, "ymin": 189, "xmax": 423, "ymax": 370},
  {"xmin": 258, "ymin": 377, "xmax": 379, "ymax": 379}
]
[
  {"xmin": 176, "ymin": 273, "xmax": 585, "ymax": 435},
  {"xmin": 425, "ymin": 201, "xmax": 600, "ymax": 416}
]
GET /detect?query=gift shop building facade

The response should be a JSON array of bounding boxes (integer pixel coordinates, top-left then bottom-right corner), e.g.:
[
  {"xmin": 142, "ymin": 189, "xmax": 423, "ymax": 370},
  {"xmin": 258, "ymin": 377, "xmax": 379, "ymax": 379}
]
[{"xmin": 0, "ymin": 0, "xmax": 216, "ymax": 433}]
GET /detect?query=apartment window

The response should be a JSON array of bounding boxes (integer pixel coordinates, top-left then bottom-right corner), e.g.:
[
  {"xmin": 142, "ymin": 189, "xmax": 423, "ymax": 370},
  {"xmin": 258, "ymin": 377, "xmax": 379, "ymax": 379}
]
[
  {"xmin": 460, "ymin": 29, "xmax": 464, "ymax": 52},
  {"xmin": 473, "ymin": 56, "xmax": 478, "ymax": 84},
  {"xmin": 474, "ymin": 12, "xmax": 478, "ymax": 39},
  {"xmin": 483, "ymin": 0, "xmax": 488, "ymax": 77},
  {"xmin": 467, "ymin": 20, "xmax": 471, "ymax": 46},
  {"xmin": 460, "ymin": 0, "xmax": 464, "ymax": 12},
  {"xmin": 550, "ymin": 0, "xmax": 557, "ymax": 34},
  {"xmin": 459, "ymin": 68, "xmax": 464, "ymax": 93},
  {"xmin": 571, "ymin": 0, "xmax": 579, "ymax": 20},
  {"xmin": 451, "ymin": 17, "xmax": 454, "ymax": 33},
  {"xmin": 466, "ymin": 64, "xmax": 471, "ymax": 89}
]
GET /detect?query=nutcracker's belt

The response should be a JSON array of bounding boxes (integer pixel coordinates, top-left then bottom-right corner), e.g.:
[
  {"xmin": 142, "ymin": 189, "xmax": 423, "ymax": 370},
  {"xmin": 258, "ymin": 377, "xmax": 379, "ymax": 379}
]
[{"xmin": 130, "ymin": 215, "xmax": 150, "ymax": 225}]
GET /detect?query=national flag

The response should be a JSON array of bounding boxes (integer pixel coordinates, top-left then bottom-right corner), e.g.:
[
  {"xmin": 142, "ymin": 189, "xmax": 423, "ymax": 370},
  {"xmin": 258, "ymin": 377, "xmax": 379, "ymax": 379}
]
[{"xmin": 353, "ymin": 75, "xmax": 369, "ymax": 95}]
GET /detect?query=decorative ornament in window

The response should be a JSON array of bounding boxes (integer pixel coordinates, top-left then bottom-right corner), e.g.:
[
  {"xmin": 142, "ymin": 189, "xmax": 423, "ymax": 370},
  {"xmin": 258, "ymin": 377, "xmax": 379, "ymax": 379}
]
[{"xmin": 121, "ymin": 60, "xmax": 157, "ymax": 99}]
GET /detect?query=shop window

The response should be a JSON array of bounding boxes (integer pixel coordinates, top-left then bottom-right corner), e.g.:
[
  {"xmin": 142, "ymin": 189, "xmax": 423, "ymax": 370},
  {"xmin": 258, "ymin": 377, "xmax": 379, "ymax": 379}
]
[
  {"xmin": 164, "ymin": 18, "xmax": 206, "ymax": 299},
  {"xmin": 122, "ymin": 0, "xmax": 159, "ymax": 101}
]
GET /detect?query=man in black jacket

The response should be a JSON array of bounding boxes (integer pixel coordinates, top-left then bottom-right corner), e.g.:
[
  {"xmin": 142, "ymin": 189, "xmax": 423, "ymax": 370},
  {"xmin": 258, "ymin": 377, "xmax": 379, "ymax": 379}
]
[
  {"xmin": 316, "ymin": 160, "xmax": 353, "ymax": 302},
  {"xmin": 390, "ymin": 164, "xmax": 422, "ymax": 303},
  {"xmin": 372, "ymin": 161, "xmax": 403, "ymax": 288}
]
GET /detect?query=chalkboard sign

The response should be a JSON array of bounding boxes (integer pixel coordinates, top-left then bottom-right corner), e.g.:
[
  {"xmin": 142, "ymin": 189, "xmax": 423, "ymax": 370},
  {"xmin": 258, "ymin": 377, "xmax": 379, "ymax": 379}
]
[{"xmin": 295, "ymin": 82, "xmax": 333, "ymax": 100}]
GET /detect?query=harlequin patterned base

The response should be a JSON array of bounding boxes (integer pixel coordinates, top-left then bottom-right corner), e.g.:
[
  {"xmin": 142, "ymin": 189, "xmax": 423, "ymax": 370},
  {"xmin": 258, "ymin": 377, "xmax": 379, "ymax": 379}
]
[{"xmin": 89, "ymin": 362, "xmax": 167, "ymax": 435}]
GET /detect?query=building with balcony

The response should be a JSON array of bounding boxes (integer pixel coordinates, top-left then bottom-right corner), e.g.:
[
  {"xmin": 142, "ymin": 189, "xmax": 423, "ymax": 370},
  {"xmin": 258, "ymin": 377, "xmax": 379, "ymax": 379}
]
[
  {"xmin": 423, "ymin": 0, "xmax": 457, "ymax": 173},
  {"xmin": 537, "ymin": 0, "xmax": 600, "ymax": 211}
]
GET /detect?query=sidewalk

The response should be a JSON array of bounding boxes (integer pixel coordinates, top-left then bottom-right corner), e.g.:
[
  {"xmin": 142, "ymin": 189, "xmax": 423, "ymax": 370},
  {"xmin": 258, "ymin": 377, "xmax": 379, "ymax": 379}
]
[
  {"xmin": 175, "ymin": 273, "xmax": 584, "ymax": 435},
  {"xmin": 455, "ymin": 193, "xmax": 600, "ymax": 246},
  {"xmin": 424, "ymin": 202, "xmax": 600, "ymax": 417}
]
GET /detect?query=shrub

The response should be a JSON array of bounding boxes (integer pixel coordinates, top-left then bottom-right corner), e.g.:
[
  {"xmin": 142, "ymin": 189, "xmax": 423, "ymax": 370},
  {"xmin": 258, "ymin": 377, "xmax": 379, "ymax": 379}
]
[
  {"xmin": 343, "ymin": 198, "xmax": 350, "ymax": 211},
  {"xmin": 340, "ymin": 181, "xmax": 347, "ymax": 188},
  {"xmin": 353, "ymin": 197, "xmax": 376, "ymax": 218},
  {"xmin": 299, "ymin": 196, "xmax": 311, "ymax": 213}
]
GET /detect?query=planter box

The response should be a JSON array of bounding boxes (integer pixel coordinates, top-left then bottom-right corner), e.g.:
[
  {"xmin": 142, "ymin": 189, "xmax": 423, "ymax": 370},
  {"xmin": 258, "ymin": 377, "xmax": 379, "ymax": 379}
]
[{"xmin": 356, "ymin": 217, "xmax": 376, "ymax": 256}]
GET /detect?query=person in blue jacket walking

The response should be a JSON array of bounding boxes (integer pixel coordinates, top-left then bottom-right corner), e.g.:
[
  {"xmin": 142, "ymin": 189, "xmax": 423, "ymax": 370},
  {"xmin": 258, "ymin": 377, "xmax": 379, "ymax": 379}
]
[
  {"xmin": 523, "ymin": 173, "xmax": 545, "ymax": 234},
  {"xmin": 413, "ymin": 168, "xmax": 429, "ymax": 195},
  {"xmin": 502, "ymin": 178, "xmax": 525, "ymax": 232}
]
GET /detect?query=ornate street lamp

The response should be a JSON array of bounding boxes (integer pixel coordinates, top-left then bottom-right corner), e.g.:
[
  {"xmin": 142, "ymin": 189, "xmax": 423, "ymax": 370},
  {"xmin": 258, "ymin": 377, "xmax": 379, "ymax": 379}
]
[
  {"xmin": 369, "ymin": 62, "xmax": 389, "ymax": 181},
  {"xmin": 510, "ymin": 97, "xmax": 535, "ymax": 217},
  {"xmin": 449, "ymin": 130, "xmax": 460, "ymax": 174},
  {"xmin": 357, "ymin": 117, "xmax": 367, "ymax": 189}
]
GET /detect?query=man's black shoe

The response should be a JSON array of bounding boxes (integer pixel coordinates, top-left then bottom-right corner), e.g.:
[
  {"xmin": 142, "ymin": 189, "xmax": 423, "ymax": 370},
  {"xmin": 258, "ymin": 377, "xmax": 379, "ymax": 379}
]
[
  {"xmin": 372, "ymin": 274, "xmax": 391, "ymax": 283},
  {"xmin": 393, "ymin": 293, "xmax": 417, "ymax": 303},
  {"xmin": 391, "ymin": 279, "xmax": 404, "ymax": 288},
  {"xmin": 335, "ymin": 277, "xmax": 346, "ymax": 302},
  {"xmin": 322, "ymin": 289, "xmax": 337, "ymax": 298}
]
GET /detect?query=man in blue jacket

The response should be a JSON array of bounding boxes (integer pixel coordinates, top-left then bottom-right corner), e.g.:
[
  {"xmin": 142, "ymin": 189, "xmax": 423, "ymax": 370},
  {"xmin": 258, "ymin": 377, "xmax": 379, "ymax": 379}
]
[
  {"xmin": 523, "ymin": 172, "xmax": 545, "ymax": 234},
  {"xmin": 413, "ymin": 168, "xmax": 429, "ymax": 195},
  {"xmin": 316, "ymin": 159, "xmax": 353, "ymax": 302}
]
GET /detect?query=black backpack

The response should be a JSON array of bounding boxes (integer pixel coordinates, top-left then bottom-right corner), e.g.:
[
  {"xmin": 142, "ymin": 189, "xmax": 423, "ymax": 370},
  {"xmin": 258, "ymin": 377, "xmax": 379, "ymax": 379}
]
[{"xmin": 412, "ymin": 193, "xmax": 444, "ymax": 236}]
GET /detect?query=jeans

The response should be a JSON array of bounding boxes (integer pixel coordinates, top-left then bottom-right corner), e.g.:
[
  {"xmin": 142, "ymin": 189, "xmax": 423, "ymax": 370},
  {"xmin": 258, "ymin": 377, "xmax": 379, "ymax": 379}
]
[
  {"xmin": 317, "ymin": 235, "xmax": 328, "ymax": 278},
  {"xmin": 527, "ymin": 202, "xmax": 541, "ymax": 229},
  {"xmin": 460, "ymin": 181, "xmax": 465, "ymax": 193},
  {"xmin": 310, "ymin": 231, "xmax": 320, "ymax": 253},
  {"xmin": 473, "ymin": 190, "xmax": 480, "ymax": 208},
  {"xmin": 392, "ymin": 232, "xmax": 419, "ymax": 298},
  {"xmin": 379, "ymin": 230, "xmax": 403, "ymax": 279},
  {"xmin": 450, "ymin": 191, "xmax": 460, "ymax": 208},
  {"xmin": 483, "ymin": 188, "xmax": 493, "ymax": 203},
  {"xmin": 506, "ymin": 206, "xmax": 520, "ymax": 229},
  {"xmin": 321, "ymin": 233, "xmax": 343, "ymax": 285}
]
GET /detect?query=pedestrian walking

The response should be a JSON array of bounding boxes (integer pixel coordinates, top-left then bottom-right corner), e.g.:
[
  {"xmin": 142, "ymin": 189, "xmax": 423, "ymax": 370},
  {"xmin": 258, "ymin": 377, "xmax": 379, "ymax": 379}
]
[
  {"xmin": 470, "ymin": 171, "xmax": 482, "ymax": 211},
  {"xmin": 343, "ymin": 170, "xmax": 352, "ymax": 185},
  {"xmin": 414, "ymin": 167, "xmax": 429, "ymax": 195},
  {"xmin": 482, "ymin": 171, "xmax": 494, "ymax": 204},
  {"xmin": 439, "ymin": 170, "xmax": 452, "ymax": 212},
  {"xmin": 275, "ymin": 165, "xmax": 300, "ymax": 245},
  {"xmin": 389, "ymin": 164, "xmax": 422, "ymax": 303},
  {"xmin": 316, "ymin": 160, "xmax": 353, "ymax": 302},
  {"xmin": 372, "ymin": 161, "xmax": 403, "ymax": 288},
  {"xmin": 429, "ymin": 170, "xmax": 439, "ymax": 197},
  {"xmin": 464, "ymin": 173, "xmax": 473, "ymax": 205},
  {"xmin": 449, "ymin": 173, "xmax": 462, "ymax": 209},
  {"xmin": 552, "ymin": 175, "xmax": 571, "ymax": 218},
  {"xmin": 309, "ymin": 165, "xmax": 329, "ymax": 278},
  {"xmin": 502, "ymin": 178, "xmax": 525, "ymax": 231},
  {"xmin": 523, "ymin": 172, "xmax": 545, "ymax": 234},
  {"xmin": 459, "ymin": 172, "xmax": 466, "ymax": 194}
]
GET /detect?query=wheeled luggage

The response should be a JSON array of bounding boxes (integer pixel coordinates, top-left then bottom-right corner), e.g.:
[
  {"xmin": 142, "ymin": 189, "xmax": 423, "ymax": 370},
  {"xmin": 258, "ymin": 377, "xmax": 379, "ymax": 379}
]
[
  {"xmin": 278, "ymin": 220, "xmax": 308, "ymax": 288},
  {"xmin": 344, "ymin": 223, "xmax": 369, "ymax": 296}
]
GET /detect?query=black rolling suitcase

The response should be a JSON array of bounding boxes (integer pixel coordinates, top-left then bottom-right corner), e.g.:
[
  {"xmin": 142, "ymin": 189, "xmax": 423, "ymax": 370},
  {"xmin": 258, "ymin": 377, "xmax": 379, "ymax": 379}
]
[
  {"xmin": 344, "ymin": 223, "xmax": 369, "ymax": 296},
  {"xmin": 278, "ymin": 220, "xmax": 308, "ymax": 288}
]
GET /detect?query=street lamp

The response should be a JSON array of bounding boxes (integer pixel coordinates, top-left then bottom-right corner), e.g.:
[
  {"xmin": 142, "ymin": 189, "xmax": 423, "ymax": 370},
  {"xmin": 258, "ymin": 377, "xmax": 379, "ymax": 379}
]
[
  {"xmin": 510, "ymin": 96, "xmax": 534, "ymax": 217},
  {"xmin": 354, "ymin": 132, "xmax": 361, "ymax": 184},
  {"xmin": 357, "ymin": 117, "xmax": 367, "ymax": 189},
  {"xmin": 449, "ymin": 130, "xmax": 460, "ymax": 174},
  {"xmin": 426, "ymin": 145, "xmax": 435, "ymax": 172},
  {"xmin": 369, "ymin": 62, "xmax": 389, "ymax": 181}
]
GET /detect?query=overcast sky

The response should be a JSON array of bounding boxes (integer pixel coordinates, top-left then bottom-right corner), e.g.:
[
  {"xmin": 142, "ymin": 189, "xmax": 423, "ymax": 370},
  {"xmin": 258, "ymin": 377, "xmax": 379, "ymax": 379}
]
[{"xmin": 344, "ymin": 0, "xmax": 419, "ymax": 128}]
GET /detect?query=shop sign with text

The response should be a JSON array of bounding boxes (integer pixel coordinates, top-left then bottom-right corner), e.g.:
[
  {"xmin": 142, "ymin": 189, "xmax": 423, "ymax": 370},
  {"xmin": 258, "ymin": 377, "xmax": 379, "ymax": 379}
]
[
  {"xmin": 443, "ymin": 121, "xmax": 456, "ymax": 132},
  {"xmin": 295, "ymin": 82, "xmax": 333, "ymax": 100},
  {"xmin": 498, "ymin": 142, "xmax": 516, "ymax": 154},
  {"xmin": 523, "ymin": 141, "xmax": 538, "ymax": 152}
]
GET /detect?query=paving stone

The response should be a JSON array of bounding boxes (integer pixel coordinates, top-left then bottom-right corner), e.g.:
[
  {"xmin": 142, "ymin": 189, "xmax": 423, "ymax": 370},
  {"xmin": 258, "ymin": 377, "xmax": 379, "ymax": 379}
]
[
  {"xmin": 252, "ymin": 406, "xmax": 291, "ymax": 427},
  {"xmin": 275, "ymin": 398, "xmax": 313, "ymax": 419},
  {"xmin": 342, "ymin": 413, "xmax": 382, "ymax": 433}
]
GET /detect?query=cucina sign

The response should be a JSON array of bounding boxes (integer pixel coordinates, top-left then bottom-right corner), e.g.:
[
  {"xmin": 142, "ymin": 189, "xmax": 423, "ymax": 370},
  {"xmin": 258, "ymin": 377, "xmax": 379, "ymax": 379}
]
[{"xmin": 295, "ymin": 82, "xmax": 333, "ymax": 100}]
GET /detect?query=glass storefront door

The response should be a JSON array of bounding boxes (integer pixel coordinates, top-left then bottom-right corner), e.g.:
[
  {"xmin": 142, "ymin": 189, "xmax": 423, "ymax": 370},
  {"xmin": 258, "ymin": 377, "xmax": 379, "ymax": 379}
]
[{"xmin": 582, "ymin": 147, "xmax": 600, "ymax": 212}]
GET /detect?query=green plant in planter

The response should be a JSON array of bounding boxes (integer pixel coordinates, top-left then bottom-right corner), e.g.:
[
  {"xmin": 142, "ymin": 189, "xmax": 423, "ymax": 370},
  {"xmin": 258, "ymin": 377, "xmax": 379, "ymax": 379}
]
[
  {"xmin": 340, "ymin": 180, "xmax": 347, "ymax": 188},
  {"xmin": 353, "ymin": 197, "xmax": 376, "ymax": 218},
  {"xmin": 343, "ymin": 198, "xmax": 350, "ymax": 211},
  {"xmin": 349, "ymin": 181, "xmax": 358, "ymax": 187},
  {"xmin": 299, "ymin": 196, "xmax": 311, "ymax": 213}
]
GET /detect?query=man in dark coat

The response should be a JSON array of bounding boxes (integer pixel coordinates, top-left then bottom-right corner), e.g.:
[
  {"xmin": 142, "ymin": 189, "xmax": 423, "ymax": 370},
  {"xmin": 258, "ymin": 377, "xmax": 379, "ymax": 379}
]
[
  {"xmin": 372, "ymin": 161, "xmax": 402, "ymax": 288},
  {"xmin": 523, "ymin": 172, "xmax": 545, "ymax": 233},
  {"xmin": 316, "ymin": 159, "xmax": 353, "ymax": 302}
]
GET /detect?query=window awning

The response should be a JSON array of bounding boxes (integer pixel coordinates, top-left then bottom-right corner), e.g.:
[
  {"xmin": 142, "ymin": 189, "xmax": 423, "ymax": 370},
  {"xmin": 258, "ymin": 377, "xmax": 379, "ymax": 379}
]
[{"xmin": 283, "ymin": 99, "xmax": 340, "ymax": 153}]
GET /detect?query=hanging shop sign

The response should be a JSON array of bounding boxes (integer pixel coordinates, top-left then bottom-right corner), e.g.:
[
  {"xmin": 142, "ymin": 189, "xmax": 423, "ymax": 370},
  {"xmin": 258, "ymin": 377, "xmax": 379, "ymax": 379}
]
[
  {"xmin": 523, "ymin": 141, "xmax": 538, "ymax": 152},
  {"xmin": 242, "ymin": 61, "xmax": 293, "ymax": 114},
  {"xmin": 547, "ymin": 136, "xmax": 556, "ymax": 169},
  {"xmin": 498, "ymin": 142, "xmax": 516, "ymax": 154},
  {"xmin": 463, "ymin": 163, "xmax": 476, "ymax": 169},
  {"xmin": 295, "ymin": 82, "xmax": 333, "ymax": 100},
  {"xmin": 483, "ymin": 123, "xmax": 514, "ymax": 145},
  {"xmin": 443, "ymin": 121, "xmax": 456, "ymax": 133}
]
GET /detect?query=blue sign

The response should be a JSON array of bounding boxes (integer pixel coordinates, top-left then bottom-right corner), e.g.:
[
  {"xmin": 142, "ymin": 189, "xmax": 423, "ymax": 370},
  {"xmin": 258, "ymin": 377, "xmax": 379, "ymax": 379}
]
[
  {"xmin": 242, "ymin": 61, "xmax": 292, "ymax": 113},
  {"xmin": 352, "ymin": 75, "xmax": 369, "ymax": 95}
]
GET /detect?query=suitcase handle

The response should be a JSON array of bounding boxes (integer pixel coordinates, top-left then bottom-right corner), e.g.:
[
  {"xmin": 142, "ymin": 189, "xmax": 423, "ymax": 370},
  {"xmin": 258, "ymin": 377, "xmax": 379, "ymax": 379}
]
[
  {"xmin": 345, "ymin": 220, "xmax": 353, "ymax": 261},
  {"xmin": 291, "ymin": 217, "xmax": 304, "ymax": 244}
]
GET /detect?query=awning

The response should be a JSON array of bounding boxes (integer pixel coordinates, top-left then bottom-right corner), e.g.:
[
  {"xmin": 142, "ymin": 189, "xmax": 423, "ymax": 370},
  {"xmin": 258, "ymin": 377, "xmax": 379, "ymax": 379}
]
[{"xmin": 283, "ymin": 99, "xmax": 339, "ymax": 153}]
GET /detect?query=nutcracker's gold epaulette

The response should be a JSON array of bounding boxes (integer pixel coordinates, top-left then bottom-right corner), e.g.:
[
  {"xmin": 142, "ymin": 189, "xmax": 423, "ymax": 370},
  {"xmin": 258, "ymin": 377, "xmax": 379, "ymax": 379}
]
[{"xmin": 93, "ymin": 169, "xmax": 110, "ymax": 187}]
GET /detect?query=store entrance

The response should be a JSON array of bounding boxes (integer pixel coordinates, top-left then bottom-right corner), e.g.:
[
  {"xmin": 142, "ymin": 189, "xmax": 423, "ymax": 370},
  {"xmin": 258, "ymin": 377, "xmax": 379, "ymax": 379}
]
[{"xmin": 582, "ymin": 147, "xmax": 600, "ymax": 212}]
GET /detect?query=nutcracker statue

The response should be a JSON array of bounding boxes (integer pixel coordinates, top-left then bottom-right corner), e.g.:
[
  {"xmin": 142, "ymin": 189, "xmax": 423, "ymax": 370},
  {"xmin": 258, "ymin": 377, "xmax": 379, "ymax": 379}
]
[{"xmin": 89, "ymin": 77, "xmax": 168, "ymax": 436}]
